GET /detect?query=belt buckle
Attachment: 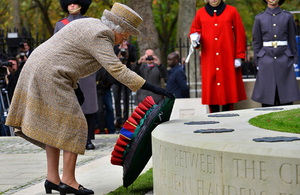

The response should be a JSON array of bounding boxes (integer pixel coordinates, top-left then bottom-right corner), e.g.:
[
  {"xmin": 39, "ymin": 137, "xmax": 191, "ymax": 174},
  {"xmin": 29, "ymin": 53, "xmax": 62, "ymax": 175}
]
[{"xmin": 272, "ymin": 41, "xmax": 277, "ymax": 48}]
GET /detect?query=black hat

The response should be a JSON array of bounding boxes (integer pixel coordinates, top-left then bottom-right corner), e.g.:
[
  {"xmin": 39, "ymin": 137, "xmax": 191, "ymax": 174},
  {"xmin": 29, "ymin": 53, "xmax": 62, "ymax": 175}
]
[
  {"xmin": 60, "ymin": 0, "xmax": 92, "ymax": 15},
  {"xmin": 262, "ymin": 0, "xmax": 285, "ymax": 6}
]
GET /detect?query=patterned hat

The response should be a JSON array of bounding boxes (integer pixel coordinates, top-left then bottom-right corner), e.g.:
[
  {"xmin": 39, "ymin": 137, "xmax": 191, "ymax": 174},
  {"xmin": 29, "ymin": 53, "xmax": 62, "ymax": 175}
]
[
  {"xmin": 60, "ymin": 0, "xmax": 92, "ymax": 15},
  {"xmin": 262, "ymin": 0, "xmax": 285, "ymax": 6},
  {"xmin": 103, "ymin": 3, "xmax": 143, "ymax": 37}
]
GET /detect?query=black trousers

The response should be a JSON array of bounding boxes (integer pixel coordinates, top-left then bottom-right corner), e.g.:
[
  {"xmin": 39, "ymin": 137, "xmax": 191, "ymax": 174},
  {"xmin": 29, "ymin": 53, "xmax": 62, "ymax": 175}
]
[
  {"xmin": 209, "ymin": 104, "xmax": 233, "ymax": 113},
  {"xmin": 84, "ymin": 113, "xmax": 95, "ymax": 141},
  {"xmin": 112, "ymin": 83, "xmax": 130, "ymax": 124}
]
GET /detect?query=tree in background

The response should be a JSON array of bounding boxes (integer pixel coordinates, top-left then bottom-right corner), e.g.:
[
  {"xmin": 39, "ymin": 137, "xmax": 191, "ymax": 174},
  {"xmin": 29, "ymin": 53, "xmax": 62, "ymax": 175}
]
[
  {"xmin": 13, "ymin": 0, "xmax": 21, "ymax": 31},
  {"xmin": 128, "ymin": 0, "xmax": 161, "ymax": 60},
  {"xmin": 152, "ymin": 0, "xmax": 179, "ymax": 64}
]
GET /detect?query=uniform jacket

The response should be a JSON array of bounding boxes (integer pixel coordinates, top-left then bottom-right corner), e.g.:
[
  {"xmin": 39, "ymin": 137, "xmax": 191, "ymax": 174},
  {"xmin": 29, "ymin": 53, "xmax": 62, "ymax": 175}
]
[
  {"xmin": 167, "ymin": 64, "xmax": 189, "ymax": 98},
  {"xmin": 189, "ymin": 2, "xmax": 247, "ymax": 105},
  {"xmin": 54, "ymin": 13, "xmax": 98, "ymax": 114},
  {"xmin": 132, "ymin": 62, "xmax": 167, "ymax": 104},
  {"xmin": 5, "ymin": 18, "xmax": 145, "ymax": 155},
  {"xmin": 54, "ymin": 13, "xmax": 86, "ymax": 33},
  {"xmin": 251, "ymin": 6, "xmax": 300, "ymax": 104}
]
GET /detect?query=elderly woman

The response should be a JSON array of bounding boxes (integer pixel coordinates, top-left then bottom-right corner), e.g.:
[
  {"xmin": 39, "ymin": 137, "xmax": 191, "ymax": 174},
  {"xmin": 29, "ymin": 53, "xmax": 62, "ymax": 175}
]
[{"xmin": 6, "ymin": 3, "xmax": 173, "ymax": 195}]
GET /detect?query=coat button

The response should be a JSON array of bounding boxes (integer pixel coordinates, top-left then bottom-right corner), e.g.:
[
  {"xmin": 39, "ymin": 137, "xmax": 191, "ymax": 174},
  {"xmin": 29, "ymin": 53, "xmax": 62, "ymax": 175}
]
[
  {"xmin": 274, "ymin": 57, "xmax": 277, "ymax": 59},
  {"xmin": 216, "ymin": 67, "xmax": 219, "ymax": 71},
  {"xmin": 215, "ymin": 23, "xmax": 218, "ymax": 26},
  {"xmin": 215, "ymin": 38, "xmax": 218, "ymax": 41},
  {"xmin": 273, "ymin": 14, "xmax": 276, "ymax": 16},
  {"xmin": 274, "ymin": 35, "xmax": 277, "ymax": 38},
  {"xmin": 217, "ymin": 83, "xmax": 220, "ymax": 86},
  {"xmin": 273, "ymin": 24, "xmax": 276, "ymax": 27},
  {"xmin": 216, "ymin": 53, "xmax": 219, "ymax": 56}
]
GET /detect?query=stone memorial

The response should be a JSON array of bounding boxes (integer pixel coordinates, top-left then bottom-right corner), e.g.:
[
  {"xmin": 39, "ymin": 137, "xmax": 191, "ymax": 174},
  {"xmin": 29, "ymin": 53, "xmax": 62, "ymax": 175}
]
[{"xmin": 152, "ymin": 105, "xmax": 300, "ymax": 195}]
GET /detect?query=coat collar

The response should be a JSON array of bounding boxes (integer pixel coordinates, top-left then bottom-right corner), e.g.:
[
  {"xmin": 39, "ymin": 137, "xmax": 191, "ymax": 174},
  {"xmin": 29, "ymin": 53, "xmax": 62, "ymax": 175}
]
[
  {"xmin": 67, "ymin": 13, "xmax": 85, "ymax": 22},
  {"xmin": 265, "ymin": 6, "xmax": 282, "ymax": 15},
  {"xmin": 205, "ymin": 1, "xmax": 226, "ymax": 17}
]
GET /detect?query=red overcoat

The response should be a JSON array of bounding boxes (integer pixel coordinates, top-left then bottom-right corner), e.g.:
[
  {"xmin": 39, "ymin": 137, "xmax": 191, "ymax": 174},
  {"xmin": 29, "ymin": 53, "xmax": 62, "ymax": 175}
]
[{"xmin": 190, "ymin": 5, "xmax": 247, "ymax": 105}]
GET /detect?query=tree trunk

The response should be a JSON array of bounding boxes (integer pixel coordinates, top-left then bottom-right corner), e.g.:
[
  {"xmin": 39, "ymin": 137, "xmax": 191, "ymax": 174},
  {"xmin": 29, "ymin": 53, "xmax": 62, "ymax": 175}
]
[
  {"xmin": 176, "ymin": 0, "xmax": 201, "ymax": 98},
  {"xmin": 127, "ymin": 0, "xmax": 161, "ymax": 60},
  {"xmin": 13, "ymin": 0, "xmax": 21, "ymax": 31},
  {"xmin": 34, "ymin": 0, "xmax": 54, "ymax": 37}
]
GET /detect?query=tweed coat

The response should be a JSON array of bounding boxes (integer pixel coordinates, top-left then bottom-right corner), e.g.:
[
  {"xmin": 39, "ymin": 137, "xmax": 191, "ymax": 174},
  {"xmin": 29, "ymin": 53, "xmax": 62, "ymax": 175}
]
[
  {"xmin": 5, "ymin": 18, "xmax": 145, "ymax": 154},
  {"xmin": 251, "ymin": 6, "xmax": 300, "ymax": 104},
  {"xmin": 189, "ymin": 2, "xmax": 247, "ymax": 106},
  {"xmin": 54, "ymin": 13, "xmax": 98, "ymax": 115}
]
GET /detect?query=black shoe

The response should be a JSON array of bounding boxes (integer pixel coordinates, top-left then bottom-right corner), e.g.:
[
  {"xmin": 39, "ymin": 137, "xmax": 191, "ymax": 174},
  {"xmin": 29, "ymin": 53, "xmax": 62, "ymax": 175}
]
[
  {"xmin": 58, "ymin": 182, "xmax": 94, "ymax": 195},
  {"xmin": 44, "ymin": 180, "xmax": 59, "ymax": 194},
  {"xmin": 86, "ymin": 140, "xmax": 95, "ymax": 150}
]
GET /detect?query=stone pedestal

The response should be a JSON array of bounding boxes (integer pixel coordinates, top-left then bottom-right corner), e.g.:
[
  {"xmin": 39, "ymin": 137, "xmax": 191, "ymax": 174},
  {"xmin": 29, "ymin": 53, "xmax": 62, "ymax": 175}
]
[{"xmin": 152, "ymin": 106, "xmax": 300, "ymax": 195}]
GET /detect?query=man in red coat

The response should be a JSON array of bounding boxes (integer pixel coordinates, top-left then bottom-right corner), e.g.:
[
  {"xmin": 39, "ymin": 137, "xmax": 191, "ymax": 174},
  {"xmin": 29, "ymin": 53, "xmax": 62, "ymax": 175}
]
[{"xmin": 189, "ymin": 0, "xmax": 247, "ymax": 113}]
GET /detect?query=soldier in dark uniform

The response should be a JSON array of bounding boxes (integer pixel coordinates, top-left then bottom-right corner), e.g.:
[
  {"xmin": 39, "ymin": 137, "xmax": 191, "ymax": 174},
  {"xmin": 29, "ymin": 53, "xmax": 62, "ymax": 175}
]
[
  {"xmin": 251, "ymin": 0, "xmax": 300, "ymax": 107},
  {"xmin": 54, "ymin": 0, "xmax": 91, "ymax": 33}
]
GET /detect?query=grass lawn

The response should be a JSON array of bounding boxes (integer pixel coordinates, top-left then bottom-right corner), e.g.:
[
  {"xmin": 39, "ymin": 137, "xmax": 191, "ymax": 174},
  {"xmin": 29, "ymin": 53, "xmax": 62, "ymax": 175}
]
[
  {"xmin": 106, "ymin": 168, "xmax": 153, "ymax": 195},
  {"xmin": 248, "ymin": 108, "xmax": 300, "ymax": 134}
]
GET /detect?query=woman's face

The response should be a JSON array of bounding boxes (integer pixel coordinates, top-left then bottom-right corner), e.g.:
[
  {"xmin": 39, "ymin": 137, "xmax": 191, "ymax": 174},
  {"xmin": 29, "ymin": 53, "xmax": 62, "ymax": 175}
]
[
  {"xmin": 114, "ymin": 31, "xmax": 130, "ymax": 45},
  {"xmin": 208, "ymin": 0, "xmax": 221, "ymax": 7}
]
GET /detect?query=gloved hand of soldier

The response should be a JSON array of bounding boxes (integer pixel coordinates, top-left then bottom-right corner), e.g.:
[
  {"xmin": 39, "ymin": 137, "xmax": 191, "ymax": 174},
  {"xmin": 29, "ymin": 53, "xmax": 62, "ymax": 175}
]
[
  {"xmin": 141, "ymin": 82, "xmax": 175, "ymax": 100},
  {"xmin": 190, "ymin": 32, "xmax": 201, "ymax": 48}
]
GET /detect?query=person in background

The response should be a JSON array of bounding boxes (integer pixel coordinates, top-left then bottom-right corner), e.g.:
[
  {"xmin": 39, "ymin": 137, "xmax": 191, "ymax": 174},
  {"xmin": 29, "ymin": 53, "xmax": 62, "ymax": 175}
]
[
  {"xmin": 251, "ymin": 0, "xmax": 300, "ymax": 107},
  {"xmin": 54, "ymin": 0, "xmax": 97, "ymax": 150},
  {"xmin": 189, "ymin": 0, "xmax": 247, "ymax": 113},
  {"xmin": 5, "ymin": 3, "xmax": 173, "ymax": 195},
  {"xmin": 19, "ymin": 39, "xmax": 33, "ymax": 57},
  {"xmin": 166, "ymin": 52, "xmax": 189, "ymax": 98},
  {"xmin": 96, "ymin": 67, "xmax": 116, "ymax": 134},
  {"xmin": 5, "ymin": 57, "xmax": 20, "ymax": 102},
  {"xmin": 16, "ymin": 52, "xmax": 28, "ymax": 69},
  {"xmin": 0, "ymin": 52, "xmax": 9, "ymax": 136},
  {"xmin": 175, "ymin": 51, "xmax": 186, "ymax": 72},
  {"xmin": 241, "ymin": 45, "xmax": 256, "ymax": 77},
  {"xmin": 113, "ymin": 39, "xmax": 136, "ymax": 128},
  {"xmin": 54, "ymin": 0, "xmax": 91, "ymax": 33},
  {"xmin": 132, "ymin": 49, "xmax": 168, "ymax": 104}
]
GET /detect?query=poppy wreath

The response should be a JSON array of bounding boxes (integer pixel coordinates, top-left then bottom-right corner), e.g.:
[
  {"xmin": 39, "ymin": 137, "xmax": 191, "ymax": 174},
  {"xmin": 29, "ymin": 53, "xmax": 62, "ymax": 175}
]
[
  {"xmin": 111, "ymin": 96, "xmax": 175, "ymax": 187},
  {"xmin": 111, "ymin": 96, "xmax": 156, "ymax": 165}
]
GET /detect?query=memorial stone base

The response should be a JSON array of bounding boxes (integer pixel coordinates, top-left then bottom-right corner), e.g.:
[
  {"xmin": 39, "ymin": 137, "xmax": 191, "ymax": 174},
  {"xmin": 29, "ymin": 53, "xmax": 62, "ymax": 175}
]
[{"xmin": 152, "ymin": 105, "xmax": 300, "ymax": 195}]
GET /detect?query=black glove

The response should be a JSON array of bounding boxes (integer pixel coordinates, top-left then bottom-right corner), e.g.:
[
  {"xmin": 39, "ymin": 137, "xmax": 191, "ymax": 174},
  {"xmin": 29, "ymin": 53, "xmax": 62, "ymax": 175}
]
[{"xmin": 141, "ymin": 82, "xmax": 175, "ymax": 99}]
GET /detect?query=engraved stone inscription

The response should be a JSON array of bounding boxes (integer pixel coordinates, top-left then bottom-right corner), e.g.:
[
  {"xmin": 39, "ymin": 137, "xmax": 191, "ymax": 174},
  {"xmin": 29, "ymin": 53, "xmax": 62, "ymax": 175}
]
[
  {"xmin": 153, "ymin": 141, "xmax": 300, "ymax": 195},
  {"xmin": 197, "ymin": 180, "xmax": 267, "ymax": 195},
  {"xmin": 174, "ymin": 149, "xmax": 222, "ymax": 174},
  {"xmin": 233, "ymin": 159, "xmax": 266, "ymax": 181},
  {"xmin": 279, "ymin": 163, "xmax": 300, "ymax": 185}
]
